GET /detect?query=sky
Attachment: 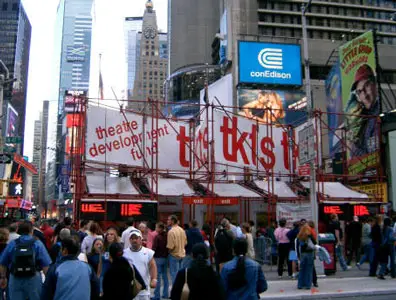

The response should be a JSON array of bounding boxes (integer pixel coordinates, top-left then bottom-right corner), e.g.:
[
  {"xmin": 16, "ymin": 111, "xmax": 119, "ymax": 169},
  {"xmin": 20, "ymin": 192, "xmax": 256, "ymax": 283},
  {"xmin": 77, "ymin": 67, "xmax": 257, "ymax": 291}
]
[{"xmin": 22, "ymin": 0, "xmax": 168, "ymax": 161}]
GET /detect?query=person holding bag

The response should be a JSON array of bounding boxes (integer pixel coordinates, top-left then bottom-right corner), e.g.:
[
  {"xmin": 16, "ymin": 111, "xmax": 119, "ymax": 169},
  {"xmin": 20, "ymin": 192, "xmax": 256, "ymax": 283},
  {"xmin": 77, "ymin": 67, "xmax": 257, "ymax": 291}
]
[
  {"xmin": 171, "ymin": 244, "xmax": 225, "ymax": 300},
  {"xmin": 296, "ymin": 224, "xmax": 317, "ymax": 290}
]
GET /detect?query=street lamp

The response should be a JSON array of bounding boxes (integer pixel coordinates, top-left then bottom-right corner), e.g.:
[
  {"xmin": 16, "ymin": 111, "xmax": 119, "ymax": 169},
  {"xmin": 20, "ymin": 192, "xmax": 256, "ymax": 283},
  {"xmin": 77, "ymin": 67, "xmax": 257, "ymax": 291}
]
[{"xmin": 301, "ymin": 0, "xmax": 319, "ymax": 235}]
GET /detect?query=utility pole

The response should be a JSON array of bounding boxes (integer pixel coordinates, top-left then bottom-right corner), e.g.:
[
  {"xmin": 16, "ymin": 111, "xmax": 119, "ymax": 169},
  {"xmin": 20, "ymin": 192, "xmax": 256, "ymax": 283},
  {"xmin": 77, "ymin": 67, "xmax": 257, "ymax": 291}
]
[{"xmin": 301, "ymin": 0, "xmax": 318, "ymax": 234}]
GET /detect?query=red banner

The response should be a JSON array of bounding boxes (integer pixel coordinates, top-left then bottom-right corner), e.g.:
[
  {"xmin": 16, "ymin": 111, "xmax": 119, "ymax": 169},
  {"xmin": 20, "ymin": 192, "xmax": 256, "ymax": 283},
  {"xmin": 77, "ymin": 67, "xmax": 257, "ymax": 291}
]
[{"xmin": 183, "ymin": 196, "xmax": 239, "ymax": 205}]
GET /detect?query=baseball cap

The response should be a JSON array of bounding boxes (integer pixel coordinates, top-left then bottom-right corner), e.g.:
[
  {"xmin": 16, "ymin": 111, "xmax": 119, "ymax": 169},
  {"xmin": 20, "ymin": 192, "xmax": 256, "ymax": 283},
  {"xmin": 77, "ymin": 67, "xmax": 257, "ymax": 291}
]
[
  {"xmin": 129, "ymin": 230, "xmax": 142, "ymax": 238},
  {"xmin": 351, "ymin": 64, "xmax": 375, "ymax": 91}
]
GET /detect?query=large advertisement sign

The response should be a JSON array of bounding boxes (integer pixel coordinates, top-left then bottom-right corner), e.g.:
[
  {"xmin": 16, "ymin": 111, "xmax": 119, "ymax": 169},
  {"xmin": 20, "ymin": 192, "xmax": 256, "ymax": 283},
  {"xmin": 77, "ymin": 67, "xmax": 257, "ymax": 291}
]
[
  {"xmin": 237, "ymin": 88, "xmax": 306, "ymax": 126},
  {"xmin": 326, "ymin": 61, "xmax": 343, "ymax": 157},
  {"xmin": 66, "ymin": 45, "xmax": 87, "ymax": 62},
  {"xmin": 238, "ymin": 41, "xmax": 302, "ymax": 86},
  {"xmin": 277, "ymin": 203, "xmax": 312, "ymax": 228},
  {"xmin": 339, "ymin": 31, "xmax": 380, "ymax": 175}
]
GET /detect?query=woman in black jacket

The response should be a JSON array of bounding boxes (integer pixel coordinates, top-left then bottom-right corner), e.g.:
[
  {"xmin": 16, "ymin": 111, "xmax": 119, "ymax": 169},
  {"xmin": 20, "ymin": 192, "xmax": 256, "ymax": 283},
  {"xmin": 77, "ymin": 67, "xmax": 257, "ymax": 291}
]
[
  {"xmin": 102, "ymin": 243, "xmax": 146, "ymax": 300},
  {"xmin": 171, "ymin": 243, "xmax": 225, "ymax": 300},
  {"xmin": 369, "ymin": 215, "xmax": 382, "ymax": 277}
]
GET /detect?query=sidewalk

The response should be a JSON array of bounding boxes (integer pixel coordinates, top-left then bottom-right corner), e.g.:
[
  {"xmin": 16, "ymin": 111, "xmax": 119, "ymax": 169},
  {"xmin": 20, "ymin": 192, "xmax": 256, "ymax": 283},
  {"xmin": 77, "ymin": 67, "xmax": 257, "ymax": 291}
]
[{"xmin": 259, "ymin": 277, "xmax": 396, "ymax": 299}]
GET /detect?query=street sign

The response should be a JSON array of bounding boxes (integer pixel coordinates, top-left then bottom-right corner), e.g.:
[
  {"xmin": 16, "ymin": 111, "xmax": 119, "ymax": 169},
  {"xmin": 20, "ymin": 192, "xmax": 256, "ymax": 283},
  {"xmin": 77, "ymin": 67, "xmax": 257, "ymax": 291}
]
[
  {"xmin": 298, "ymin": 124, "xmax": 315, "ymax": 165},
  {"xmin": 0, "ymin": 154, "xmax": 12, "ymax": 164},
  {"xmin": 5, "ymin": 136, "xmax": 22, "ymax": 144}
]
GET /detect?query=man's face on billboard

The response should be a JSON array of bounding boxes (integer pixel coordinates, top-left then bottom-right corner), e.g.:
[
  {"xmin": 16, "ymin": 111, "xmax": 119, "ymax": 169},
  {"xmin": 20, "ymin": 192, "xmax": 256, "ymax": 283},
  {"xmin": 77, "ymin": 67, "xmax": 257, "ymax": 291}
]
[{"xmin": 355, "ymin": 78, "xmax": 377, "ymax": 110}]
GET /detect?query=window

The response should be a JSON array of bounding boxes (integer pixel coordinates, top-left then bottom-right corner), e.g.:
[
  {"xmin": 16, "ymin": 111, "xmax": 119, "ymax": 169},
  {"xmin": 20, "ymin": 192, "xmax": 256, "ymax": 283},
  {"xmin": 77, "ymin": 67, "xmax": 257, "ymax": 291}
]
[
  {"xmin": 151, "ymin": 51, "xmax": 155, "ymax": 56},
  {"xmin": 12, "ymin": 3, "xmax": 18, "ymax": 10},
  {"xmin": 2, "ymin": 3, "xmax": 8, "ymax": 10}
]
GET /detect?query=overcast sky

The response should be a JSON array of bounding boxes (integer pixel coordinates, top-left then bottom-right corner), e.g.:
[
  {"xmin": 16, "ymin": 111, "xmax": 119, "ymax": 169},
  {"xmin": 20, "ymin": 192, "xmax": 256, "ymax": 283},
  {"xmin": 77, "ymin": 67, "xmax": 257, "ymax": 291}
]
[{"xmin": 22, "ymin": 0, "xmax": 168, "ymax": 161}]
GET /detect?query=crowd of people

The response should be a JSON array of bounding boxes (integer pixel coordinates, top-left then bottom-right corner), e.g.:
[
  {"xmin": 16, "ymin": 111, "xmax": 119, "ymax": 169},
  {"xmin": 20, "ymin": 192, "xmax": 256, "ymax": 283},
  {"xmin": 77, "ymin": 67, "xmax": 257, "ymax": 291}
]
[{"xmin": 0, "ymin": 215, "xmax": 268, "ymax": 300}]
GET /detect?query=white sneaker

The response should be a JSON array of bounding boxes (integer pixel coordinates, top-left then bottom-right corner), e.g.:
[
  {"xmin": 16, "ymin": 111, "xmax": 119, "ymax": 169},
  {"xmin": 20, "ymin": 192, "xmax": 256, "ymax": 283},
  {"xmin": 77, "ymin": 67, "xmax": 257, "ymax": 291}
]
[{"xmin": 346, "ymin": 266, "xmax": 352, "ymax": 270}]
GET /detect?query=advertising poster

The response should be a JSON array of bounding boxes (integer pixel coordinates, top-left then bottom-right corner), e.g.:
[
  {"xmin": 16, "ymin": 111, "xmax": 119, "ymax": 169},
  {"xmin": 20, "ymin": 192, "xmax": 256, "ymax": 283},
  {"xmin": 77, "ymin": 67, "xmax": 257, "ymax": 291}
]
[
  {"xmin": 6, "ymin": 104, "xmax": 18, "ymax": 137},
  {"xmin": 276, "ymin": 203, "xmax": 312, "ymax": 228},
  {"xmin": 238, "ymin": 41, "xmax": 302, "ymax": 86},
  {"xmin": 339, "ymin": 31, "xmax": 380, "ymax": 175},
  {"xmin": 238, "ymin": 88, "xmax": 306, "ymax": 126},
  {"xmin": 325, "ymin": 61, "xmax": 343, "ymax": 157}
]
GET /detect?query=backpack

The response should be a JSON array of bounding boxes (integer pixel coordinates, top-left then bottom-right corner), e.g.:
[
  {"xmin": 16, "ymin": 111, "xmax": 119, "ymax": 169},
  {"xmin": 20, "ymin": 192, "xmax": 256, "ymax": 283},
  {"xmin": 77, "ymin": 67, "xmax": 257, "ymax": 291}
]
[
  {"xmin": 215, "ymin": 229, "xmax": 232, "ymax": 254},
  {"xmin": 11, "ymin": 238, "xmax": 37, "ymax": 277}
]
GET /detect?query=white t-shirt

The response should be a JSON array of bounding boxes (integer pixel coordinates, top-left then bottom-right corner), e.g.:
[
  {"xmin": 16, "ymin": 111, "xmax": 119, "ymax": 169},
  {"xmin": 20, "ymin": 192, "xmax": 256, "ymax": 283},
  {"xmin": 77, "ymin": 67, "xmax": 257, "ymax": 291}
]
[
  {"xmin": 123, "ymin": 246, "xmax": 155, "ymax": 296},
  {"xmin": 121, "ymin": 226, "xmax": 137, "ymax": 249}
]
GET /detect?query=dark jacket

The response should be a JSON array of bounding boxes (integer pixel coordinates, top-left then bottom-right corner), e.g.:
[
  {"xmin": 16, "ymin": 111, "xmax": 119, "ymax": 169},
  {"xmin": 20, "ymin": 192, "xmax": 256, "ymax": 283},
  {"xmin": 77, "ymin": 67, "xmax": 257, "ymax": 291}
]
[
  {"xmin": 215, "ymin": 228, "xmax": 234, "ymax": 264},
  {"xmin": 286, "ymin": 227, "xmax": 299, "ymax": 251},
  {"xmin": 171, "ymin": 260, "xmax": 225, "ymax": 300},
  {"xmin": 186, "ymin": 228, "xmax": 204, "ymax": 255},
  {"xmin": 152, "ymin": 231, "xmax": 168, "ymax": 258},
  {"xmin": 102, "ymin": 256, "xmax": 146, "ymax": 300},
  {"xmin": 371, "ymin": 224, "xmax": 382, "ymax": 245},
  {"xmin": 49, "ymin": 242, "xmax": 62, "ymax": 264},
  {"xmin": 41, "ymin": 255, "xmax": 100, "ymax": 300}
]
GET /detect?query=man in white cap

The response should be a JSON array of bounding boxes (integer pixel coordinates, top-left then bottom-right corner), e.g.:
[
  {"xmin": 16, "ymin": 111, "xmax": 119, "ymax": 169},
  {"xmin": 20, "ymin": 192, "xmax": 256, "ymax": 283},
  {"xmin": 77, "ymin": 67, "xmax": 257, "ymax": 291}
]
[{"xmin": 123, "ymin": 229, "xmax": 157, "ymax": 300}]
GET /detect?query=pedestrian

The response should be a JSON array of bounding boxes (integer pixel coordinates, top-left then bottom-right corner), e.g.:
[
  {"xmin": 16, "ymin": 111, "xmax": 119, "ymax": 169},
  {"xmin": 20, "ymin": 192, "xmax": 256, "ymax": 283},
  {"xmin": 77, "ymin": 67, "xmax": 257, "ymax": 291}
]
[
  {"xmin": 328, "ymin": 214, "xmax": 350, "ymax": 271},
  {"xmin": 286, "ymin": 221, "xmax": 300, "ymax": 279},
  {"xmin": 87, "ymin": 238, "xmax": 110, "ymax": 294},
  {"xmin": 152, "ymin": 222, "xmax": 169, "ymax": 300},
  {"xmin": 49, "ymin": 228, "xmax": 71, "ymax": 263},
  {"xmin": 102, "ymin": 243, "xmax": 146, "ymax": 300},
  {"xmin": 8, "ymin": 223, "xmax": 19, "ymax": 243},
  {"xmin": 308, "ymin": 221, "xmax": 318, "ymax": 287},
  {"xmin": 104, "ymin": 227, "xmax": 120, "ymax": 251},
  {"xmin": 241, "ymin": 223, "xmax": 255, "ymax": 259},
  {"xmin": 347, "ymin": 216, "xmax": 362, "ymax": 266},
  {"xmin": 166, "ymin": 215, "xmax": 187, "ymax": 283},
  {"xmin": 139, "ymin": 222, "xmax": 149, "ymax": 248},
  {"xmin": 248, "ymin": 221, "xmax": 256, "ymax": 240},
  {"xmin": 214, "ymin": 220, "xmax": 234, "ymax": 273},
  {"xmin": 369, "ymin": 215, "xmax": 382, "ymax": 277},
  {"xmin": 357, "ymin": 217, "xmax": 372, "ymax": 269},
  {"xmin": 121, "ymin": 218, "xmax": 137, "ymax": 249},
  {"xmin": 32, "ymin": 222, "xmax": 47, "ymax": 248},
  {"xmin": 41, "ymin": 222, "xmax": 54, "ymax": 250},
  {"xmin": 63, "ymin": 217, "xmax": 78, "ymax": 236},
  {"xmin": 171, "ymin": 243, "xmax": 225, "ymax": 300},
  {"xmin": 221, "ymin": 238, "xmax": 267, "ymax": 300},
  {"xmin": 267, "ymin": 220, "xmax": 278, "ymax": 265},
  {"xmin": 296, "ymin": 224, "xmax": 316, "ymax": 290},
  {"xmin": 41, "ymin": 237, "xmax": 100, "ymax": 300},
  {"xmin": 274, "ymin": 218, "xmax": 292, "ymax": 278},
  {"xmin": 81, "ymin": 222, "xmax": 103, "ymax": 254},
  {"xmin": 77, "ymin": 220, "xmax": 89, "ymax": 243},
  {"xmin": 377, "ymin": 218, "xmax": 395, "ymax": 279},
  {"xmin": 146, "ymin": 221, "xmax": 157, "ymax": 249},
  {"xmin": 0, "ymin": 228, "xmax": 8, "ymax": 299},
  {"xmin": 123, "ymin": 230, "xmax": 157, "ymax": 300},
  {"xmin": 184, "ymin": 219, "xmax": 204, "ymax": 268},
  {"xmin": 0, "ymin": 220, "xmax": 51, "ymax": 300}
]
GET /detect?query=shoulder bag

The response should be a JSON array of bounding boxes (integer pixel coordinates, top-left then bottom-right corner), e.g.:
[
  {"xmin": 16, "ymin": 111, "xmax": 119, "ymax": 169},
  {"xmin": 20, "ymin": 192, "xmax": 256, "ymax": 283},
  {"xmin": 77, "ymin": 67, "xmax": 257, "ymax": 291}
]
[
  {"xmin": 181, "ymin": 269, "xmax": 190, "ymax": 300},
  {"xmin": 131, "ymin": 266, "xmax": 143, "ymax": 298}
]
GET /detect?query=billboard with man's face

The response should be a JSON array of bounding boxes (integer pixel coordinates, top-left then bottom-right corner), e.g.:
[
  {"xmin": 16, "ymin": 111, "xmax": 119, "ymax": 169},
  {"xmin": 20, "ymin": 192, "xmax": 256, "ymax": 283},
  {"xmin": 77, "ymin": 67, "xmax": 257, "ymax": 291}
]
[
  {"xmin": 237, "ymin": 89, "xmax": 306, "ymax": 126},
  {"xmin": 339, "ymin": 31, "xmax": 380, "ymax": 176}
]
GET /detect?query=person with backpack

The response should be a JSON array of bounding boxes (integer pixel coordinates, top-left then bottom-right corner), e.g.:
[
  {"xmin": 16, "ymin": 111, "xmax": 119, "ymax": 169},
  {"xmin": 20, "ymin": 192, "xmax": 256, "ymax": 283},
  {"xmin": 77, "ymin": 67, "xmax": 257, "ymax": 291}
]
[
  {"xmin": 0, "ymin": 220, "xmax": 51, "ymax": 300},
  {"xmin": 41, "ymin": 237, "xmax": 100, "ymax": 300},
  {"xmin": 221, "ymin": 238, "xmax": 267, "ymax": 300},
  {"xmin": 296, "ymin": 224, "xmax": 317, "ymax": 290},
  {"xmin": 215, "ymin": 220, "xmax": 234, "ymax": 273}
]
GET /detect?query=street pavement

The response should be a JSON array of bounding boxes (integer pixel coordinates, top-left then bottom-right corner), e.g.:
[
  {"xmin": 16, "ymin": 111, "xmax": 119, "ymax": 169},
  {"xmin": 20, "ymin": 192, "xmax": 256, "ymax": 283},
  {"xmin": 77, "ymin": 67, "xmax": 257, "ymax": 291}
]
[{"xmin": 260, "ymin": 262, "xmax": 396, "ymax": 299}]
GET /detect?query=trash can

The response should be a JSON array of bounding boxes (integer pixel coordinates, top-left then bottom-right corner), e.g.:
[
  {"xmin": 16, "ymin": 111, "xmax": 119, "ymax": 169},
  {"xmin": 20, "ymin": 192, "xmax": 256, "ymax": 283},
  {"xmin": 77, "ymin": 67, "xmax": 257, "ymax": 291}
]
[{"xmin": 318, "ymin": 233, "xmax": 336, "ymax": 275}]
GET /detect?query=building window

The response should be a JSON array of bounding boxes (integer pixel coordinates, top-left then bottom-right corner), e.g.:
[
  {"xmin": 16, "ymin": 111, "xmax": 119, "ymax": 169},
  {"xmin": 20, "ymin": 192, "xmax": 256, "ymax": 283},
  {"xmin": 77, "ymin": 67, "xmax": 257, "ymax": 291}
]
[
  {"xmin": 12, "ymin": 3, "xmax": 18, "ymax": 10},
  {"xmin": 146, "ymin": 51, "xmax": 149, "ymax": 56},
  {"xmin": 2, "ymin": 3, "xmax": 8, "ymax": 10},
  {"xmin": 151, "ymin": 51, "xmax": 155, "ymax": 56}
]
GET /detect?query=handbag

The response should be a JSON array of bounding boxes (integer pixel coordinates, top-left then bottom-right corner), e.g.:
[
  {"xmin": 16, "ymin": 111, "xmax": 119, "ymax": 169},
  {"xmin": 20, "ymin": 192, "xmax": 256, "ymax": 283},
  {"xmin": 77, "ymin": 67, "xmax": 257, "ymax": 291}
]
[
  {"xmin": 181, "ymin": 269, "xmax": 190, "ymax": 300},
  {"xmin": 131, "ymin": 266, "xmax": 143, "ymax": 298}
]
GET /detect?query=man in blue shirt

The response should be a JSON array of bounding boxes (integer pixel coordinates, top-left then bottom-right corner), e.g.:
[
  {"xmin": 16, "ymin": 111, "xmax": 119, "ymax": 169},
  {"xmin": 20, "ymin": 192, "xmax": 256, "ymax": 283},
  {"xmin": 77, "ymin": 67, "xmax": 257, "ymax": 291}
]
[
  {"xmin": 183, "ymin": 220, "xmax": 204, "ymax": 268},
  {"xmin": 221, "ymin": 239, "xmax": 267, "ymax": 300},
  {"xmin": 41, "ymin": 237, "xmax": 100, "ymax": 300},
  {"xmin": 0, "ymin": 220, "xmax": 52, "ymax": 300}
]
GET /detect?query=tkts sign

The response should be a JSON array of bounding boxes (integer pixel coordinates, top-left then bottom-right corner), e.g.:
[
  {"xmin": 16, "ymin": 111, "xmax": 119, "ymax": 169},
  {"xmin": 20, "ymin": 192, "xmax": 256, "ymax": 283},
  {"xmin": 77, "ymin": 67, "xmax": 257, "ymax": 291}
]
[{"xmin": 86, "ymin": 107, "xmax": 298, "ymax": 174}]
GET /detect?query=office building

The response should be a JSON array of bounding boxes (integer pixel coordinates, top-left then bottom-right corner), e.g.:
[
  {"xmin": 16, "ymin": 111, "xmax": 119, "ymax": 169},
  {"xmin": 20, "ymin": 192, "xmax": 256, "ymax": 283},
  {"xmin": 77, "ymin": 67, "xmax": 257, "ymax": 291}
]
[
  {"xmin": 0, "ymin": 0, "xmax": 31, "ymax": 148},
  {"xmin": 130, "ymin": 0, "xmax": 168, "ymax": 112},
  {"xmin": 32, "ymin": 119, "xmax": 42, "ymax": 203},
  {"xmin": 125, "ymin": 17, "xmax": 143, "ymax": 98},
  {"xmin": 168, "ymin": 0, "xmax": 220, "ymax": 74}
]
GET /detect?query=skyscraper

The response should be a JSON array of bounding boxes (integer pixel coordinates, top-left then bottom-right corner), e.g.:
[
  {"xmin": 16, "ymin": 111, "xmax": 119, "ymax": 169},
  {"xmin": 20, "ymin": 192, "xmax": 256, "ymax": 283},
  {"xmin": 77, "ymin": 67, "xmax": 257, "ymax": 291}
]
[
  {"xmin": 168, "ymin": 0, "xmax": 220, "ymax": 74},
  {"xmin": 0, "ymin": 0, "xmax": 31, "ymax": 148},
  {"xmin": 130, "ymin": 0, "xmax": 168, "ymax": 112},
  {"xmin": 124, "ymin": 17, "xmax": 143, "ymax": 98},
  {"xmin": 32, "ymin": 119, "xmax": 42, "ymax": 203}
]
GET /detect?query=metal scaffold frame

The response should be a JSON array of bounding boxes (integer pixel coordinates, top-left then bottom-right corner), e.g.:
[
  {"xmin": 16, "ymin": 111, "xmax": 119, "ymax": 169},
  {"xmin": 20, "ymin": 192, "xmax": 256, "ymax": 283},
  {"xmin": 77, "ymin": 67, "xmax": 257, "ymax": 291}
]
[{"xmin": 67, "ymin": 95, "xmax": 385, "ymax": 230}]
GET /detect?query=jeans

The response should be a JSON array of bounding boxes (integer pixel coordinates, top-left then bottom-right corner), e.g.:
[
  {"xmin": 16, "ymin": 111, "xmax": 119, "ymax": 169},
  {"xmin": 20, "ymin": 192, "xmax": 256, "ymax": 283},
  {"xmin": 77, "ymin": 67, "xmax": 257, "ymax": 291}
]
[
  {"xmin": 298, "ymin": 252, "xmax": 314, "ymax": 289},
  {"xmin": 154, "ymin": 257, "xmax": 169, "ymax": 300},
  {"xmin": 277, "ymin": 243, "xmax": 292, "ymax": 277},
  {"xmin": 169, "ymin": 255, "xmax": 184, "ymax": 284},
  {"xmin": 359, "ymin": 244, "xmax": 371, "ymax": 265},
  {"xmin": 182, "ymin": 255, "xmax": 193, "ymax": 269},
  {"xmin": 335, "ymin": 245, "xmax": 348, "ymax": 271},
  {"xmin": 347, "ymin": 243, "xmax": 360, "ymax": 265},
  {"xmin": 369, "ymin": 243, "xmax": 379, "ymax": 276},
  {"xmin": 9, "ymin": 273, "xmax": 42, "ymax": 300}
]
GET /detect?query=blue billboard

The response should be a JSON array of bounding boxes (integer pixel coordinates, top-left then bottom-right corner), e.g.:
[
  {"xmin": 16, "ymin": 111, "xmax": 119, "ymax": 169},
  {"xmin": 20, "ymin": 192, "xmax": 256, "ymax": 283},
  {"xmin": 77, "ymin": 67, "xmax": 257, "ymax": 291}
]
[{"xmin": 238, "ymin": 41, "xmax": 302, "ymax": 86}]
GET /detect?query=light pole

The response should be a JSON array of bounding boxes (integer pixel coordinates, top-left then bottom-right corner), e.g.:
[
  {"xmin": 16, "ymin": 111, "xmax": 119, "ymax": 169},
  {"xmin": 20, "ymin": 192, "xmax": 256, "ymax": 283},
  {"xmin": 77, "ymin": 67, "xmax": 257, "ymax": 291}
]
[{"xmin": 301, "ymin": 0, "xmax": 318, "ymax": 234}]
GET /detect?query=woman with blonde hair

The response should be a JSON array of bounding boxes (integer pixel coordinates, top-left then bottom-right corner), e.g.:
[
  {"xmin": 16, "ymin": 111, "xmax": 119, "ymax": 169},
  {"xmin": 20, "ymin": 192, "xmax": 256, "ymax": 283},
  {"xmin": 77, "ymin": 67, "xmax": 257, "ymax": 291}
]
[
  {"xmin": 104, "ymin": 227, "xmax": 121, "ymax": 251},
  {"xmin": 241, "ymin": 223, "xmax": 255, "ymax": 259},
  {"xmin": 297, "ymin": 225, "xmax": 317, "ymax": 290}
]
